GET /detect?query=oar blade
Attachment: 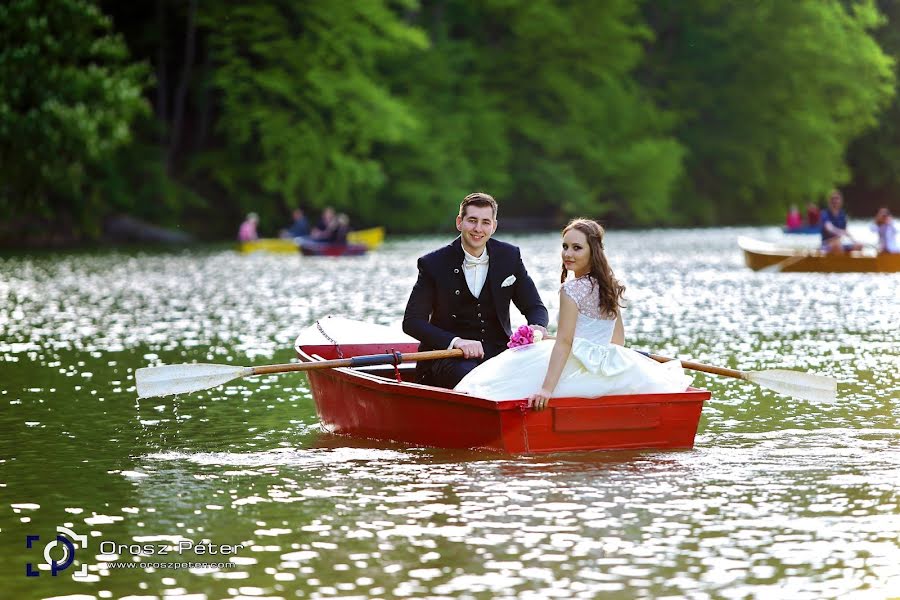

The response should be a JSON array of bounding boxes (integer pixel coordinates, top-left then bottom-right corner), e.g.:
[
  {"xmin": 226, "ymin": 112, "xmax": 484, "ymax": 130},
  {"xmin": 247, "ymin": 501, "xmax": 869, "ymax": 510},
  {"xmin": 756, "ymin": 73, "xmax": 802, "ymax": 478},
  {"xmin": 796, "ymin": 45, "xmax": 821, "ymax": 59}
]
[
  {"xmin": 746, "ymin": 369, "xmax": 838, "ymax": 403},
  {"xmin": 136, "ymin": 364, "xmax": 254, "ymax": 398}
]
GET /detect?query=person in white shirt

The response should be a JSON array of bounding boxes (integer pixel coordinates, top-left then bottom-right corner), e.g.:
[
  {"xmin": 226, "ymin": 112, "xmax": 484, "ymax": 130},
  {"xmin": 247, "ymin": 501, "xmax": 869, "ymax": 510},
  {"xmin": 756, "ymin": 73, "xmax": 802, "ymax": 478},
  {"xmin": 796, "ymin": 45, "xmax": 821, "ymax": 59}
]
[{"xmin": 871, "ymin": 207, "xmax": 899, "ymax": 254}]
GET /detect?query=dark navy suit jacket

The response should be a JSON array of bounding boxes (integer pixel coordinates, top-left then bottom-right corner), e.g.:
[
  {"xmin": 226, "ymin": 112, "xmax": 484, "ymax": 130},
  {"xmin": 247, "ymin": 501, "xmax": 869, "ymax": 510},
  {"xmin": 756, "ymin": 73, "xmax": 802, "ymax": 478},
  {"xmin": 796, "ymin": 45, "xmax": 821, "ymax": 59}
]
[{"xmin": 402, "ymin": 237, "xmax": 549, "ymax": 352}]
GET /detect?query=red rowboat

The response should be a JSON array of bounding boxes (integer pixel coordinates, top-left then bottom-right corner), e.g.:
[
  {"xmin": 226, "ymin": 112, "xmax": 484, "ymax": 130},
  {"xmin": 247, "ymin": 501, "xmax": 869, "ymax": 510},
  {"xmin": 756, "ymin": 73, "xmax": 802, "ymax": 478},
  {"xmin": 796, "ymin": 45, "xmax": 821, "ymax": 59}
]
[
  {"xmin": 298, "ymin": 239, "xmax": 367, "ymax": 257},
  {"xmin": 295, "ymin": 317, "xmax": 711, "ymax": 453}
]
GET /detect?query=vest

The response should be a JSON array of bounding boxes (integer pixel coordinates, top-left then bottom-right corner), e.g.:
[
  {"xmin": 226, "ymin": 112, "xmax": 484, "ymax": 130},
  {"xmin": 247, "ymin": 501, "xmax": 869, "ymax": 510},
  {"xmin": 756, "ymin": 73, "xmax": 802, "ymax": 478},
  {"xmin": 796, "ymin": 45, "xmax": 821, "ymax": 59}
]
[{"xmin": 453, "ymin": 279, "xmax": 507, "ymax": 359}]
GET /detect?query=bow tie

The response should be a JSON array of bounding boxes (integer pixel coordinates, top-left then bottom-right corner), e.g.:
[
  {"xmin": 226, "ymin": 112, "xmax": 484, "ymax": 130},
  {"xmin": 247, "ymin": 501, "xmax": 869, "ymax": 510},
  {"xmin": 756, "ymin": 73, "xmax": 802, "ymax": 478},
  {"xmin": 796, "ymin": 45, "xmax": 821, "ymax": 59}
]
[{"xmin": 463, "ymin": 253, "xmax": 489, "ymax": 269}]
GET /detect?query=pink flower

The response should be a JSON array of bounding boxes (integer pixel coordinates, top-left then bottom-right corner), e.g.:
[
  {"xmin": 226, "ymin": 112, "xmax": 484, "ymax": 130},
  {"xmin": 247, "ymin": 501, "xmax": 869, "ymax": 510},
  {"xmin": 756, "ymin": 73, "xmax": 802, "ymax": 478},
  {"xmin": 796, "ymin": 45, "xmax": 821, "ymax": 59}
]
[{"xmin": 507, "ymin": 324, "xmax": 536, "ymax": 349}]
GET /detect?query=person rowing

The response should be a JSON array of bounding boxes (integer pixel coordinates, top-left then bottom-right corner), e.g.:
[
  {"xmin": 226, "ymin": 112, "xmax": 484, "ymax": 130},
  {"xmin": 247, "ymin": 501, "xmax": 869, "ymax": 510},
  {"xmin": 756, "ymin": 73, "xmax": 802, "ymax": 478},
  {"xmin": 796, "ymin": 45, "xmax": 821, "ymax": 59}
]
[{"xmin": 820, "ymin": 190, "xmax": 862, "ymax": 254}]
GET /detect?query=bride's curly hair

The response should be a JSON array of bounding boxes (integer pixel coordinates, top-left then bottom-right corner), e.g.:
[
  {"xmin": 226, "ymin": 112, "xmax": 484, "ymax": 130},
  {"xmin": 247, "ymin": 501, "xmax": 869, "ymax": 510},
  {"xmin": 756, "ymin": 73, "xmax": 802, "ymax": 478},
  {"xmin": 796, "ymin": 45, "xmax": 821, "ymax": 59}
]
[{"xmin": 559, "ymin": 218, "xmax": 626, "ymax": 318}]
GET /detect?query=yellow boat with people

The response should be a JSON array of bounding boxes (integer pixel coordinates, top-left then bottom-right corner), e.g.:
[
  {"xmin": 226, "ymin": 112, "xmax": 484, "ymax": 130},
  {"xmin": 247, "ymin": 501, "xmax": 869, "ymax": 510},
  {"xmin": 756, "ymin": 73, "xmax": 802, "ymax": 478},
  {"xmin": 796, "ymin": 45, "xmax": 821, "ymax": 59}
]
[{"xmin": 239, "ymin": 226, "xmax": 385, "ymax": 254}]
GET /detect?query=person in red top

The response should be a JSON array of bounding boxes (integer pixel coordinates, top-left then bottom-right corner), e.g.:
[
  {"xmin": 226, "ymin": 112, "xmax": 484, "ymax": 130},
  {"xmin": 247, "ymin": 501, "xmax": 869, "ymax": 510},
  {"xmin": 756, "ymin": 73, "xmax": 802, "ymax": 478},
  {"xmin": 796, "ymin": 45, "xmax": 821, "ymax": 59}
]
[
  {"xmin": 237, "ymin": 213, "xmax": 259, "ymax": 242},
  {"xmin": 806, "ymin": 202, "xmax": 821, "ymax": 227},
  {"xmin": 785, "ymin": 205, "xmax": 802, "ymax": 229}
]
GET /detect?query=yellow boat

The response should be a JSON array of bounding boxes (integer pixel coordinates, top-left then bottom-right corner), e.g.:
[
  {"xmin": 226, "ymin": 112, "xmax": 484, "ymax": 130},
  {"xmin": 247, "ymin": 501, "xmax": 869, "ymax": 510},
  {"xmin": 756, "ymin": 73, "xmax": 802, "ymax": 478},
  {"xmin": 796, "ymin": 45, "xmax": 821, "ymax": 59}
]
[
  {"xmin": 238, "ymin": 238, "xmax": 297, "ymax": 254},
  {"xmin": 347, "ymin": 226, "xmax": 384, "ymax": 249},
  {"xmin": 239, "ymin": 226, "xmax": 385, "ymax": 254},
  {"xmin": 738, "ymin": 236, "xmax": 900, "ymax": 273}
]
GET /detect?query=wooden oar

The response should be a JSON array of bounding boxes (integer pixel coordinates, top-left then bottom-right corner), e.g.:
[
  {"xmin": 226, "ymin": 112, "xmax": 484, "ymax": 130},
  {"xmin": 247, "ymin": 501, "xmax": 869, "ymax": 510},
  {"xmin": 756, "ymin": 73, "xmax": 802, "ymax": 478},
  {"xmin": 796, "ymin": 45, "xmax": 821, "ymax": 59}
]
[
  {"xmin": 760, "ymin": 252, "xmax": 809, "ymax": 273},
  {"xmin": 135, "ymin": 349, "xmax": 463, "ymax": 399},
  {"xmin": 646, "ymin": 353, "xmax": 837, "ymax": 402}
]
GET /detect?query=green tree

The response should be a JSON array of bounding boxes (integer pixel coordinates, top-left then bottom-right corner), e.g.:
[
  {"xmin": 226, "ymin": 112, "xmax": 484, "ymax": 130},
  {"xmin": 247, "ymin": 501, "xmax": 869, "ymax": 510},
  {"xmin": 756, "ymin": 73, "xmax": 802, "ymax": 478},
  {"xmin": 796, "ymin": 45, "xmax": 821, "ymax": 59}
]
[
  {"xmin": 199, "ymin": 1, "xmax": 427, "ymax": 225},
  {"xmin": 846, "ymin": 0, "xmax": 900, "ymax": 210},
  {"xmin": 375, "ymin": 2, "xmax": 513, "ymax": 231},
  {"xmin": 485, "ymin": 0, "xmax": 683, "ymax": 224},
  {"xmin": 642, "ymin": 0, "xmax": 895, "ymax": 224},
  {"xmin": 379, "ymin": 0, "xmax": 682, "ymax": 230},
  {"xmin": 0, "ymin": 0, "xmax": 149, "ymax": 238}
]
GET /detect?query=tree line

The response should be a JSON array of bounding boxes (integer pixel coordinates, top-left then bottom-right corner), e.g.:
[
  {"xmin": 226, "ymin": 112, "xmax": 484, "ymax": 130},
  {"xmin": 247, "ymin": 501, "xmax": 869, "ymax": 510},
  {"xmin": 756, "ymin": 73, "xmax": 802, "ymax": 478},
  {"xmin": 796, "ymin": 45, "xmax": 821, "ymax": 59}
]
[{"xmin": 1, "ymin": 0, "xmax": 898, "ymax": 244}]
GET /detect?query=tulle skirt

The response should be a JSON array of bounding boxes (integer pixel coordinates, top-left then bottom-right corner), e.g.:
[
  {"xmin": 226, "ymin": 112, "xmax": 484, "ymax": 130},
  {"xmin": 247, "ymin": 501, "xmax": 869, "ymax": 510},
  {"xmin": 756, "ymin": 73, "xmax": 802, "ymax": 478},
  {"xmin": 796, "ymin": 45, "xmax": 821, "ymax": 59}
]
[{"xmin": 454, "ymin": 339, "xmax": 692, "ymax": 401}]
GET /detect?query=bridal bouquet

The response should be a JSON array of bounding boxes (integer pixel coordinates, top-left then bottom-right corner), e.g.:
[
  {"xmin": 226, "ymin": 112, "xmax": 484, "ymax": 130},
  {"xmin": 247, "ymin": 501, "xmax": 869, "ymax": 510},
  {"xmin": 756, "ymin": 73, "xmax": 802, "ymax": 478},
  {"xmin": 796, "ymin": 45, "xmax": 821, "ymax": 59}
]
[{"xmin": 507, "ymin": 325, "xmax": 544, "ymax": 349}]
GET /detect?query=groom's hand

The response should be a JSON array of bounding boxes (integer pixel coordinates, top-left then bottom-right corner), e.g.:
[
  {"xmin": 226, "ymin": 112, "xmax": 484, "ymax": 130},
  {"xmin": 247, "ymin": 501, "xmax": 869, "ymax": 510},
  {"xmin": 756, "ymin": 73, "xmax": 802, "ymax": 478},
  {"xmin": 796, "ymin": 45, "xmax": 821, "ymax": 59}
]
[
  {"xmin": 453, "ymin": 338, "xmax": 484, "ymax": 359},
  {"xmin": 529, "ymin": 324, "xmax": 548, "ymax": 338}
]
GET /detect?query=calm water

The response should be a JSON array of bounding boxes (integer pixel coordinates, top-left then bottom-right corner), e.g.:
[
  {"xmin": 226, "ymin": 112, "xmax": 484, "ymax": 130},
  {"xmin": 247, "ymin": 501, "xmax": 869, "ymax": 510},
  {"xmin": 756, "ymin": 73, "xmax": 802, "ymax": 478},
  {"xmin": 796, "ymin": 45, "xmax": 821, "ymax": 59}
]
[{"xmin": 1, "ymin": 227, "xmax": 898, "ymax": 600}]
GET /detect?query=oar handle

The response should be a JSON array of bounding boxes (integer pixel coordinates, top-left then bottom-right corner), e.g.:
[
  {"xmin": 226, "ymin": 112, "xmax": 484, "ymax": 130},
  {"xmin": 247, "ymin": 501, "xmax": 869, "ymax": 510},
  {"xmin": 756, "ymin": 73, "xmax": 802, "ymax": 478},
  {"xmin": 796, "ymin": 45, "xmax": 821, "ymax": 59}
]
[
  {"xmin": 250, "ymin": 349, "xmax": 465, "ymax": 375},
  {"xmin": 645, "ymin": 353, "xmax": 747, "ymax": 380}
]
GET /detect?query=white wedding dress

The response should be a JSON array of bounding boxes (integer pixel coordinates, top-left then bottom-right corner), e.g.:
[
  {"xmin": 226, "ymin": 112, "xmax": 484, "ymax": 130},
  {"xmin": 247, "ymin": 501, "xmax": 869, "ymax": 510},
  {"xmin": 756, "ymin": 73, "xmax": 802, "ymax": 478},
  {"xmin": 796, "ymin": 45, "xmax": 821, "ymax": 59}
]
[{"xmin": 454, "ymin": 275, "xmax": 692, "ymax": 400}]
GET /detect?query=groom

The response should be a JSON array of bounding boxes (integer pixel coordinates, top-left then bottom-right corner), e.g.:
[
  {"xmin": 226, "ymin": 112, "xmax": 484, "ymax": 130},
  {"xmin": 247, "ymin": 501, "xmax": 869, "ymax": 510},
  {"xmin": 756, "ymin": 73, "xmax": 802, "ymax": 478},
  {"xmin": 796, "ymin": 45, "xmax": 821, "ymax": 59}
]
[{"xmin": 403, "ymin": 192, "xmax": 549, "ymax": 388}]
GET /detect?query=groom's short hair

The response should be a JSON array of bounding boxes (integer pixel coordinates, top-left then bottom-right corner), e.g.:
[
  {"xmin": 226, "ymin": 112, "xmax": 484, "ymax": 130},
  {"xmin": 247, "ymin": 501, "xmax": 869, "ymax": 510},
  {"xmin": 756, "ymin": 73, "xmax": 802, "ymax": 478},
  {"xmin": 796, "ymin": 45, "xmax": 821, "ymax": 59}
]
[{"xmin": 459, "ymin": 192, "xmax": 498, "ymax": 219}]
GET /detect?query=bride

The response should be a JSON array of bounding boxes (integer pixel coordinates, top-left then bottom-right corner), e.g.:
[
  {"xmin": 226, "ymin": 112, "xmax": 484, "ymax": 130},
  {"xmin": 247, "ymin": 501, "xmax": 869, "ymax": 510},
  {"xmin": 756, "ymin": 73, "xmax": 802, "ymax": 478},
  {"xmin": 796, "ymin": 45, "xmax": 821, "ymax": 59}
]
[{"xmin": 454, "ymin": 218, "xmax": 690, "ymax": 409}]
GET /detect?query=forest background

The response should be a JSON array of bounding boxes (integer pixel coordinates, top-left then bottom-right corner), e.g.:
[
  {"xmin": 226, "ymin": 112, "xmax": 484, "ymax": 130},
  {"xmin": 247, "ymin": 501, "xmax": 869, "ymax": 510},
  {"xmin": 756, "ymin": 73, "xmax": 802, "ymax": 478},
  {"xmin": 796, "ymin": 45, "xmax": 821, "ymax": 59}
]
[{"xmin": 2, "ymin": 0, "xmax": 900, "ymax": 246}]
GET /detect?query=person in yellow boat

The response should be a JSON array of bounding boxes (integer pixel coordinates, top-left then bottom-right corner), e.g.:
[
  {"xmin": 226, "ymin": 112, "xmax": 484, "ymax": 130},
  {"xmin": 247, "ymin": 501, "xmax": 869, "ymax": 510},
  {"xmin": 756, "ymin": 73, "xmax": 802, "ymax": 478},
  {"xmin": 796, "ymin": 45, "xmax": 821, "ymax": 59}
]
[
  {"xmin": 237, "ymin": 212, "xmax": 259, "ymax": 242},
  {"xmin": 454, "ymin": 218, "xmax": 690, "ymax": 409},
  {"xmin": 311, "ymin": 207, "xmax": 337, "ymax": 240},
  {"xmin": 281, "ymin": 208, "xmax": 310, "ymax": 239},
  {"xmin": 331, "ymin": 213, "xmax": 350, "ymax": 244}
]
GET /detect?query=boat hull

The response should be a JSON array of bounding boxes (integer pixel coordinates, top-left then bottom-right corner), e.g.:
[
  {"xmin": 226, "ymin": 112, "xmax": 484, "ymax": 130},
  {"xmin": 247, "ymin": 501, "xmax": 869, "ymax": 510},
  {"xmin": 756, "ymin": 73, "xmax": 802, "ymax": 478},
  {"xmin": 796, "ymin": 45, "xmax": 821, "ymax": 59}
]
[
  {"xmin": 296, "ymin": 317, "xmax": 710, "ymax": 454},
  {"xmin": 299, "ymin": 241, "xmax": 367, "ymax": 256},
  {"xmin": 239, "ymin": 227, "xmax": 385, "ymax": 254},
  {"xmin": 347, "ymin": 226, "xmax": 384, "ymax": 249},
  {"xmin": 739, "ymin": 238, "xmax": 900, "ymax": 273},
  {"xmin": 782, "ymin": 225, "xmax": 821, "ymax": 235},
  {"xmin": 239, "ymin": 238, "xmax": 297, "ymax": 254}
]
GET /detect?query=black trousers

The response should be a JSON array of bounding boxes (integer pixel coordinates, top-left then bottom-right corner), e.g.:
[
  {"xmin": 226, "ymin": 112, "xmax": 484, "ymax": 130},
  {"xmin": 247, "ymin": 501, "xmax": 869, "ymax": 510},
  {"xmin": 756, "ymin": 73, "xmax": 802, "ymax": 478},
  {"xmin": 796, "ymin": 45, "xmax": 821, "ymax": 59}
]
[
  {"xmin": 416, "ymin": 342, "xmax": 505, "ymax": 389},
  {"xmin": 423, "ymin": 357, "xmax": 483, "ymax": 389}
]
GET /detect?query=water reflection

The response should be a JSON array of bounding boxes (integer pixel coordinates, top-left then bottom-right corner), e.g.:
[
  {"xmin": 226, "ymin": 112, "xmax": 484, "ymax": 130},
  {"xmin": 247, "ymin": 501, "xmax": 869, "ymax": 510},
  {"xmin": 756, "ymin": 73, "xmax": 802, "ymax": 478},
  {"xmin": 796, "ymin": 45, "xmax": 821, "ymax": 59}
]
[{"xmin": 1, "ymin": 229, "xmax": 899, "ymax": 598}]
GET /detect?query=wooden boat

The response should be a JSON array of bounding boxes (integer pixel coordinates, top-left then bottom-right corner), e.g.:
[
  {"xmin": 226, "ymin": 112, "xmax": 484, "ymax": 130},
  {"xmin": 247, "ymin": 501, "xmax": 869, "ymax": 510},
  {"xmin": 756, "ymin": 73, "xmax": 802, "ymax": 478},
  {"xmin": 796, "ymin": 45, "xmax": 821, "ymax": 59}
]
[
  {"xmin": 782, "ymin": 225, "xmax": 821, "ymax": 235},
  {"xmin": 738, "ymin": 236, "xmax": 900, "ymax": 273},
  {"xmin": 294, "ymin": 317, "xmax": 711, "ymax": 454},
  {"xmin": 239, "ymin": 226, "xmax": 385, "ymax": 254}
]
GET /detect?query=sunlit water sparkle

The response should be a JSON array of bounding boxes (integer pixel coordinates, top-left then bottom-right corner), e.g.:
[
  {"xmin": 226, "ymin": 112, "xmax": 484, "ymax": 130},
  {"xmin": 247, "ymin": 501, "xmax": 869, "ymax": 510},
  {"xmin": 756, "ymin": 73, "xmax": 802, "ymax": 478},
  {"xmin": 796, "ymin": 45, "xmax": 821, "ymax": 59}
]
[{"xmin": 1, "ymin": 227, "xmax": 898, "ymax": 599}]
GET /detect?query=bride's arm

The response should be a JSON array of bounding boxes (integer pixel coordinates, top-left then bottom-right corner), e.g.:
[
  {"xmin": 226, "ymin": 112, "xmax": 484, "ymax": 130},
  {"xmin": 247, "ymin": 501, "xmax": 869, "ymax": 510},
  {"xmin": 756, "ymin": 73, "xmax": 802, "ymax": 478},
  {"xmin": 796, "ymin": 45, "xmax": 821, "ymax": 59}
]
[
  {"xmin": 528, "ymin": 291, "xmax": 578, "ymax": 410},
  {"xmin": 611, "ymin": 313, "xmax": 624, "ymax": 346}
]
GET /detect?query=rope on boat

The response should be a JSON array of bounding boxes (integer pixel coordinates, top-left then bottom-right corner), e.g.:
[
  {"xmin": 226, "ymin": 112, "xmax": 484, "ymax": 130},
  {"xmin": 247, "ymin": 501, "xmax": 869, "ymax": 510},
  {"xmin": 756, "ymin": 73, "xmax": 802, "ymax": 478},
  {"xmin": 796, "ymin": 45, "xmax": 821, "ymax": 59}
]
[
  {"xmin": 519, "ymin": 403, "xmax": 531, "ymax": 453},
  {"xmin": 389, "ymin": 348, "xmax": 403, "ymax": 382},
  {"xmin": 316, "ymin": 320, "xmax": 344, "ymax": 359}
]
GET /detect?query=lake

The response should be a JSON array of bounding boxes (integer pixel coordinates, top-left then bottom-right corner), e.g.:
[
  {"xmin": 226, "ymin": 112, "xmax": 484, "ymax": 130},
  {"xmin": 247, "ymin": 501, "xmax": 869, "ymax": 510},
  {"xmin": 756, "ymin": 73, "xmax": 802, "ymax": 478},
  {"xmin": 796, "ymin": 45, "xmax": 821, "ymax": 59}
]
[{"xmin": 1, "ymin": 226, "xmax": 898, "ymax": 599}]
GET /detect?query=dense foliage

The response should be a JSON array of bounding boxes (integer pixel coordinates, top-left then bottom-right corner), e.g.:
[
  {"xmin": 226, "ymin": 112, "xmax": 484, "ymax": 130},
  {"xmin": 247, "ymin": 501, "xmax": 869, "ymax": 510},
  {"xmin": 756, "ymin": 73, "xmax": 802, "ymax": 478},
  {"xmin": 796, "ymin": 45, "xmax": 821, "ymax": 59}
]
[
  {"xmin": 642, "ymin": 0, "xmax": 895, "ymax": 224},
  {"xmin": 0, "ymin": 0, "xmax": 149, "ymax": 240},
  {"xmin": 1, "ymin": 0, "xmax": 897, "ymax": 243}
]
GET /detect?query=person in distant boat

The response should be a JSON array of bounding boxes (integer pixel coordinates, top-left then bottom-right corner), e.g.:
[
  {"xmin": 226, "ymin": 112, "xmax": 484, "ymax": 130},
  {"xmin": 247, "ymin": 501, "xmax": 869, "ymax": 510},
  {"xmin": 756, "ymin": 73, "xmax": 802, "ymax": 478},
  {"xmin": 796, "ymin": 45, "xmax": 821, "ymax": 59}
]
[
  {"xmin": 454, "ymin": 219, "xmax": 690, "ymax": 408},
  {"xmin": 311, "ymin": 207, "xmax": 337, "ymax": 240},
  {"xmin": 821, "ymin": 190, "xmax": 862, "ymax": 254},
  {"xmin": 237, "ymin": 212, "xmax": 259, "ymax": 242},
  {"xmin": 331, "ymin": 213, "xmax": 350, "ymax": 244},
  {"xmin": 402, "ymin": 192, "xmax": 549, "ymax": 389},
  {"xmin": 281, "ymin": 207, "xmax": 310, "ymax": 239},
  {"xmin": 871, "ymin": 207, "xmax": 899, "ymax": 254},
  {"xmin": 785, "ymin": 205, "xmax": 802, "ymax": 230},
  {"xmin": 806, "ymin": 202, "xmax": 821, "ymax": 227}
]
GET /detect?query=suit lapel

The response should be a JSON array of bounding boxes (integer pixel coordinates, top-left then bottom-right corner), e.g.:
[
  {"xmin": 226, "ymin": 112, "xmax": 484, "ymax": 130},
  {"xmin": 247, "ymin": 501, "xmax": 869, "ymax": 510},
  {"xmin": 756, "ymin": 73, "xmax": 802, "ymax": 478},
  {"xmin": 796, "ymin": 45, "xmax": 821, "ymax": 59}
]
[
  {"xmin": 486, "ymin": 240, "xmax": 506, "ymax": 324},
  {"xmin": 449, "ymin": 237, "xmax": 467, "ymax": 291}
]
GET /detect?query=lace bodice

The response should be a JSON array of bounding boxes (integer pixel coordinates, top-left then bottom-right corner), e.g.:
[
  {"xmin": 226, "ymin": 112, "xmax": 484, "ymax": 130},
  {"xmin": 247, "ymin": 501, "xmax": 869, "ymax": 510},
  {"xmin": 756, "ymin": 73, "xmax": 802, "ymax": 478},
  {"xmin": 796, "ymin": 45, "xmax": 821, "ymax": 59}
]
[
  {"xmin": 561, "ymin": 276, "xmax": 616, "ymax": 346},
  {"xmin": 562, "ymin": 276, "xmax": 606, "ymax": 320}
]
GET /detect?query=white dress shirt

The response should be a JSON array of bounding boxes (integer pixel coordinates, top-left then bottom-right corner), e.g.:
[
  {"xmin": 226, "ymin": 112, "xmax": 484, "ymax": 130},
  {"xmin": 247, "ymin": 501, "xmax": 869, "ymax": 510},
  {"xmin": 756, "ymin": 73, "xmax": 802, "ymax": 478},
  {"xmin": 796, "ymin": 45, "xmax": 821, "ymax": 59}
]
[
  {"xmin": 462, "ymin": 248, "xmax": 489, "ymax": 298},
  {"xmin": 449, "ymin": 248, "xmax": 490, "ymax": 349}
]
